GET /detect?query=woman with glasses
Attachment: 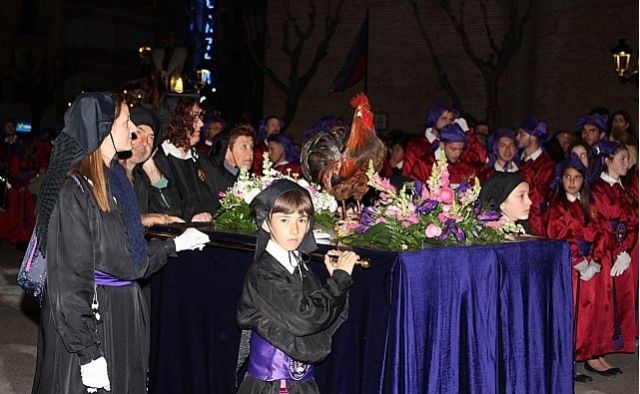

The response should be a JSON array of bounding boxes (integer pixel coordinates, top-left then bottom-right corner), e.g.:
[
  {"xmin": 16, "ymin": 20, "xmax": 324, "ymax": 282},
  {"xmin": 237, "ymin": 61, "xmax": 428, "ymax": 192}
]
[{"xmin": 154, "ymin": 97, "xmax": 224, "ymax": 221}]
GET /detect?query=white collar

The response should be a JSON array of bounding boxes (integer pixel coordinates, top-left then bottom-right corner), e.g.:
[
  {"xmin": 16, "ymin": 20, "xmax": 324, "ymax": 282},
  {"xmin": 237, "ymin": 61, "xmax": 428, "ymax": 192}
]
[
  {"xmin": 395, "ymin": 160, "xmax": 404, "ymax": 170},
  {"xmin": 521, "ymin": 147, "xmax": 542, "ymax": 162},
  {"xmin": 494, "ymin": 161, "xmax": 519, "ymax": 172},
  {"xmin": 434, "ymin": 147, "xmax": 443, "ymax": 161},
  {"xmin": 600, "ymin": 172, "xmax": 624, "ymax": 188},
  {"xmin": 266, "ymin": 239, "xmax": 301, "ymax": 275},
  {"xmin": 274, "ymin": 160, "xmax": 290, "ymax": 167},
  {"xmin": 205, "ymin": 139, "xmax": 213, "ymax": 146},
  {"xmin": 424, "ymin": 127, "xmax": 439, "ymax": 144},
  {"xmin": 161, "ymin": 140, "xmax": 193, "ymax": 160},
  {"xmin": 566, "ymin": 193, "xmax": 580, "ymax": 202}
]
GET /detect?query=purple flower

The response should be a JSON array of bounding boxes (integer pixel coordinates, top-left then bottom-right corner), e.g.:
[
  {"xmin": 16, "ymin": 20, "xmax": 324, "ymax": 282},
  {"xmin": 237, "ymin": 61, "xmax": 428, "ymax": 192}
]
[
  {"xmin": 417, "ymin": 199, "xmax": 438, "ymax": 214},
  {"xmin": 356, "ymin": 207, "xmax": 378, "ymax": 233},
  {"xmin": 456, "ymin": 181, "xmax": 470, "ymax": 193},
  {"xmin": 413, "ymin": 181, "xmax": 423, "ymax": 197},
  {"xmin": 439, "ymin": 219, "xmax": 466, "ymax": 243},
  {"xmin": 477, "ymin": 210, "xmax": 502, "ymax": 222}
]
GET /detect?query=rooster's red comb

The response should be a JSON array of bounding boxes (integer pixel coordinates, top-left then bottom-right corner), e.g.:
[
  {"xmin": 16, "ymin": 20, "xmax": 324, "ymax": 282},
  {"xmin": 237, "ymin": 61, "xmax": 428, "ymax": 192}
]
[{"xmin": 350, "ymin": 93, "xmax": 369, "ymax": 109}]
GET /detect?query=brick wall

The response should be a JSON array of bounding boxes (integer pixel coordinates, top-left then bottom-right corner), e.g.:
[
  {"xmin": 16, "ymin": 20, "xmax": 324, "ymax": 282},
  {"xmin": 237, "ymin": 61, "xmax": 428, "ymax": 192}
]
[{"xmin": 263, "ymin": 0, "xmax": 638, "ymax": 139}]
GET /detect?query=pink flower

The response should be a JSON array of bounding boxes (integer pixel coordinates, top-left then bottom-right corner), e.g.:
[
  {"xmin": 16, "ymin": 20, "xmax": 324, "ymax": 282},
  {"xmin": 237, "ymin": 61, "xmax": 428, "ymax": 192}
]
[
  {"xmin": 218, "ymin": 191, "xmax": 226, "ymax": 198},
  {"xmin": 441, "ymin": 204, "xmax": 451, "ymax": 213},
  {"xmin": 425, "ymin": 223, "xmax": 442, "ymax": 238},
  {"xmin": 386, "ymin": 206, "xmax": 400, "ymax": 216},
  {"xmin": 438, "ymin": 212, "xmax": 449, "ymax": 223},
  {"xmin": 485, "ymin": 218, "xmax": 505, "ymax": 229},
  {"xmin": 437, "ymin": 187, "xmax": 455, "ymax": 204},
  {"xmin": 421, "ymin": 187, "xmax": 431, "ymax": 201},
  {"xmin": 379, "ymin": 177, "xmax": 396, "ymax": 193},
  {"xmin": 402, "ymin": 214, "xmax": 419, "ymax": 227},
  {"xmin": 439, "ymin": 170, "xmax": 450, "ymax": 187}
]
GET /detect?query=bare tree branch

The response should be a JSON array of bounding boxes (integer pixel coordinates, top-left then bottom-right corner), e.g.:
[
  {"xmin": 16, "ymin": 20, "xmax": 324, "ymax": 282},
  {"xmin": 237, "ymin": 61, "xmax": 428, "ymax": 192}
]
[
  {"xmin": 437, "ymin": 0, "xmax": 492, "ymax": 72},
  {"xmin": 244, "ymin": 9, "xmax": 290, "ymax": 93},
  {"xmin": 478, "ymin": 0, "xmax": 499, "ymax": 54},
  {"xmin": 412, "ymin": 0, "xmax": 535, "ymax": 125},
  {"xmin": 299, "ymin": 0, "xmax": 343, "ymax": 87},
  {"xmin": 409, "ymin": 0, "xmax": 463, "ymax": 111},
  {"xmin": 245, "ymin": 0, "xmax": 346, "ymax": 124}
]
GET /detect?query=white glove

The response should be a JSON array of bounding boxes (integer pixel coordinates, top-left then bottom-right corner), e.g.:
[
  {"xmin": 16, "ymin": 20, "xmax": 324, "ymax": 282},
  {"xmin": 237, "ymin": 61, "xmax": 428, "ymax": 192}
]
[
  {"xmin": 80, "ymin": 356, "xmax": 111, "ymax": 392},
  {"xmin": 573, "ymin": 259, "xmax": 600, "ymax": 281},
  {"xmin": 174, "ymin": 228, "xmax": 210, "ymax": 252},
  {"xmin": 453, "ymin": 117, "xmax": 469, "ymax": 132},
  {"xmin": 610, "ymin": 251, "xmax": 631, "ymax": 277}
]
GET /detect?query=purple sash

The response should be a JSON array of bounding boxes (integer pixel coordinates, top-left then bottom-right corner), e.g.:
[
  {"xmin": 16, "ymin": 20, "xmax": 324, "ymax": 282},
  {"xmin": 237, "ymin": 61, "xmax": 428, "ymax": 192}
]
[
  {"xmin": 577, "ymin": 240, "xmax": 592, "ymax": 256},
  {"xmin": 248, "ymin": 332, "xmax": 314, "ymax": 382},
  {"xmin": 94, "ymin": 270, "xmax": 135, "ymax": 287}
]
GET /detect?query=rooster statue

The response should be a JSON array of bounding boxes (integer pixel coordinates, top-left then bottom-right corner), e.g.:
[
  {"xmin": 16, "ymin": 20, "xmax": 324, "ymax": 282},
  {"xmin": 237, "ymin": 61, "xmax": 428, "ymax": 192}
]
[{"xmin": 301, "ymin": 93, "xmax": 386, "ymax": 215}]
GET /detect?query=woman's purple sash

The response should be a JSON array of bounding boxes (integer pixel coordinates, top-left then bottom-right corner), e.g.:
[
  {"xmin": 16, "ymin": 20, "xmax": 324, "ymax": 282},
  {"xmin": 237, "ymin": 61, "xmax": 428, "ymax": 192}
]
[
  {"xmin": 94, "ymin": 270, "xmax": 135, "ymax": 287},
  {"xmin": 247, "ymin": 332, "xmax": 314, "ymax": 382}
]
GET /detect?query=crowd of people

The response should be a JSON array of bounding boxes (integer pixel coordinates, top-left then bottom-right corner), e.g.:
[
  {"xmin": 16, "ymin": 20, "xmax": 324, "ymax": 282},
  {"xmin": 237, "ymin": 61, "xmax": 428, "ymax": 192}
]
[
  {"xmin": 1, "ymin": 92, "xmax": 637, "ymax": 391},
  {"xmin": 383, "ymin": 105, "xmax": 638, "ymax": 383}
]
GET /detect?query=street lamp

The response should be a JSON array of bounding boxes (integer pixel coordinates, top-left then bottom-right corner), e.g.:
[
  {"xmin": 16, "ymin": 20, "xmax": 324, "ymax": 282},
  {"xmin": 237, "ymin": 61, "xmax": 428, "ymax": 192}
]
[
  {"xmin": 138, "ymin": 46, "xmax": 152, "ymax": 59},
  {"xmin": 611, "ymin": 38, "xmax": 638, "ymax": 84},
  {"xmin": 195, "ymin": 68, "xmax": 211, "ymax": 94}
]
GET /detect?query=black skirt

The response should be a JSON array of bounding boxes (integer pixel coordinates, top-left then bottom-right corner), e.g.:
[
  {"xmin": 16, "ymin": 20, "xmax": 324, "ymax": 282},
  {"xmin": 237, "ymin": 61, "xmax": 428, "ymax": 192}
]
[
  {"xmin": 32, "ymin": 283, "xmax": 149, "ymax": 393},
  {"xmin": 237, "ymin": 375, "xmax": 320, "ymax": 394}
]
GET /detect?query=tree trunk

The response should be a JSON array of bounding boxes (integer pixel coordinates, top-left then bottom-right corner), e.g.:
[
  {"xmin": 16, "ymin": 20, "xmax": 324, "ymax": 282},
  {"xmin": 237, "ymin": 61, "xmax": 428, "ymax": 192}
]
[
  {"xmin": 484, "ymin": 72, "xmax": 501, "ymax": 127},
  {"xmin": 283, "ymin": 90, "xmax": 301, "ymax": 128}
]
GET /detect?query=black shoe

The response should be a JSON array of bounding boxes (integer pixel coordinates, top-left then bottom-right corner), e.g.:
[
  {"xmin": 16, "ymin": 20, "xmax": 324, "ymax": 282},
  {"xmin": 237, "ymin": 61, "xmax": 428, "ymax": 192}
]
[
  {"xmin": 584, "ymin": 362, "xmax": 615, "ymax": 376},
  {"xmin": 573, "ymin": 373, "xmax": 593, "ymax": 382},
  {"xmin": 605, "ymin": 367, "xmax": 623, "ymax": 375}
]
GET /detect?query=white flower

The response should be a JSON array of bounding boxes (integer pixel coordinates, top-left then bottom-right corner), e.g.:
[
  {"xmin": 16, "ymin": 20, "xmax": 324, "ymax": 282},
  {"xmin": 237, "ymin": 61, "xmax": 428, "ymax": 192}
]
[
  {"xmin": 312, "ymin": 192, "xmax": 338, "ymax": 213},
  {"xmin": 297, "ymin": 178, "xmax": 310, "ymax": 189},
  {"xmin": 243, "ymin": 188, "xmax": 261, "ymax": 204}
]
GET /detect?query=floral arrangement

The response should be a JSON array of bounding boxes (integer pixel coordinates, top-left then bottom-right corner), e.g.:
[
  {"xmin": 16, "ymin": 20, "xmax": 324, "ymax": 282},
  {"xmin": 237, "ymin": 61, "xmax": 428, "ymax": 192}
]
[
  {"xmin": 339, "ymin": 151, "xmax": 525, "ymax": 250},
  {"xmin": 213, "ymin": 153, "xmax": 339, "ymax": 234}
]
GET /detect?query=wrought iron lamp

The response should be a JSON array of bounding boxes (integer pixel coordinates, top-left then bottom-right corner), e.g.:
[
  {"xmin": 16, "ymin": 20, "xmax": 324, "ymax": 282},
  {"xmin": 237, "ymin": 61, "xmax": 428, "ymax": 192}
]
[
  {"xmin": 195, "ymin": 68, "xmax": 211, "ymax": 94},
  {"xmin": 611, "ymin": 39, "xmax": 638, "ymax": 84}
]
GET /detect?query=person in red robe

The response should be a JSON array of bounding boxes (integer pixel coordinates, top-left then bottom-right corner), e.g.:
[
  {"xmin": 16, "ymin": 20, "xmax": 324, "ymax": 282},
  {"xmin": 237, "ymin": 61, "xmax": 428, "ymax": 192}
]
[
  {"xmin": 196, "ymin": 114, "xmax": 226, "ymax": 157},
  {"xmin": 516, "ymin": 118, "xmax": 555, "ymax": 236},
  {"xmin": 267, "ymin": 134, "xmax": 302, "ymax": 177},
  {"xmin": 479, "ymin": 128, "xmax": 520, "ymax": 184},
  {"xmin": 453, "ymin": 117, "xmax": 487, "ymax": 176},
  {"xmin": 414, "ymin": 123, "xmax": 476, "ymax": 186},
  {"xmin": 6, "ymin": 140, "xmax": 37, "ymax": 245},
  {"xmin": 546, "ymin": 154, "xmax": 609, "ymax": 381},
  {"xmin": 402, "ymin": 105, "xmax": 456, "ymax": 182},
  {"xmin": 589, "ymin": 140, "xmax": 638, "ymax": 375},
  {"xmin": 578, "ymin": 113, "xmax": 608, "ymax": 148},
  {"xmin": 252, "ymin": 116, "xmax": 283, "ymax": 175}
]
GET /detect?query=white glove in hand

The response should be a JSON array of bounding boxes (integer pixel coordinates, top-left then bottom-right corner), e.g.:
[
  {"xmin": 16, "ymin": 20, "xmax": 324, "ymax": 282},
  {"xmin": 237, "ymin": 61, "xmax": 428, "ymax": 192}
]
[
  {"xmin": 80, "ymin": 356, "xmax": 111, "ymax": 392},
  {"xmin": 610, "ymin": 251, "xmax": 631, "ymax": 277},
  {"xmin": 174, "ymin": 228, "xmax": 210, "ymax": 252},
  {"xmin": 453, "ymin": 117, "xmax": 469, "ymax": 132},
  {"xmin": 573, "ymin": 259, "xmax": 600, "ymax": 281}
]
